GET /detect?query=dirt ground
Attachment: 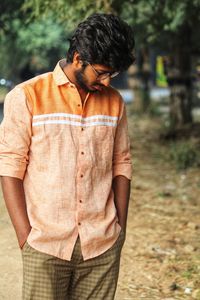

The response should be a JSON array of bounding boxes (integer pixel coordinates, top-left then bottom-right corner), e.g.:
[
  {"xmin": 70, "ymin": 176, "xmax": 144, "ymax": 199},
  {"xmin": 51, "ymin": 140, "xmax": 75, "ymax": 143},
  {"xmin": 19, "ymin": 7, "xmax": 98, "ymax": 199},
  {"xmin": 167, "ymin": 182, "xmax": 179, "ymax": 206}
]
[{"xmin": 1, "ymin": 105, "xmax": 200, "ymax": 299}]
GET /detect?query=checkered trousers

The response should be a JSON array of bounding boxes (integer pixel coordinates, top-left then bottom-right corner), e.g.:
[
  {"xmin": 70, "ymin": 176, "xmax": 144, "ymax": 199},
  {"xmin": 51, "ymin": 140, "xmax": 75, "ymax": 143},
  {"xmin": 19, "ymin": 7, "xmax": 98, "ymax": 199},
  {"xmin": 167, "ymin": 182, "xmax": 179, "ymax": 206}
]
[{"xmin": 21, "ymin": 230, "xmax": 125, "ymax": 300}]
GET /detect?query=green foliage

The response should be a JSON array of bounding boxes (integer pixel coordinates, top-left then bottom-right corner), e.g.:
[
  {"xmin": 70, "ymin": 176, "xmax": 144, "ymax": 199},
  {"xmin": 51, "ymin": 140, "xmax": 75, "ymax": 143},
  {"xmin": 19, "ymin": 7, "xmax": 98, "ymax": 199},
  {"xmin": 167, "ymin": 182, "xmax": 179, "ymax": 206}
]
[
  {"xmin": 2, "ymin": 0, "xmax": 200, "ymax": 47},
  {"xmin": 17, "ymin": 17, "xmax": 67, "ymax": 70},
  {"xmin": 17, "ymin": 0, "xmax": 200, "ymax": 53},
  {"xmin": 122, "ymin": 0, "xmax": 200, "ymax": 47},
  {"xmin": 0, "ymin": 0, "xmax": 25, "ymax": 34},
  {"xmin": 22, "ymin": 0, "xmax": 112, "ymax": 30},
  {"xmin": 0, "ymin": 16, "xmax": 68, "ymax": 82},
  {"xmin": 169, "ymin": 141, "xmax": 200, "ymax": 170}
]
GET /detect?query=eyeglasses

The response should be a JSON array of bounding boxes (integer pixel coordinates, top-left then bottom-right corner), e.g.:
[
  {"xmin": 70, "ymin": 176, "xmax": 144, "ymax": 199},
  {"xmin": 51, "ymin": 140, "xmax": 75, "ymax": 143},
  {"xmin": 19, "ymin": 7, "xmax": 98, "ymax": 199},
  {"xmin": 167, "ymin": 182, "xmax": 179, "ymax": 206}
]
[{"xmin": 86, "ymin": 62, "xmax": 119, "ymax": 80}]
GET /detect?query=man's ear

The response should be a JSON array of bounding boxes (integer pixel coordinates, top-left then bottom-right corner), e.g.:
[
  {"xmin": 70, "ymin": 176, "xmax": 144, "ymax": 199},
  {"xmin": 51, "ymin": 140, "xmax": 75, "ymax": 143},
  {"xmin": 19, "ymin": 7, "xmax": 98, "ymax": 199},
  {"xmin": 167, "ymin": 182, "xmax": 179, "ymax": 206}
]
[{"xmin": 73, "ymin": 52, "xmax": 82, "ymax": 68}]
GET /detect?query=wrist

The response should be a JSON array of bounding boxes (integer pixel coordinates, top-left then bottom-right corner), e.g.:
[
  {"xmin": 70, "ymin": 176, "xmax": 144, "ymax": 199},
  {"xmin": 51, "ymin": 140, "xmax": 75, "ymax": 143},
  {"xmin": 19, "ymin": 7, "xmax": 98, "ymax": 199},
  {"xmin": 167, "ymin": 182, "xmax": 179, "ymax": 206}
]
[
  {"xmin": 119, "ymin": 223, "xmax": 126, "ymax": 234},
  {"xmin": 17, "ymin": 226, "xmax": 31, "ymax": 248}
]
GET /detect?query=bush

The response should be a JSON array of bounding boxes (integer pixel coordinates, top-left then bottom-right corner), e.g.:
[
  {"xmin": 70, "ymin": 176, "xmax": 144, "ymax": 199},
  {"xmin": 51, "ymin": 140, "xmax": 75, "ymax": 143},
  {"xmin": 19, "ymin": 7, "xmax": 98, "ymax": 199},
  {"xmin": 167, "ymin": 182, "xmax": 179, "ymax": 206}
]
[
  {"xmin": 169, "ymin": 141, "xmax": 200, "ymax": 170},
  {"xmin": 148, "ymin": 102, "xmax": 162, "ymax": 117}
]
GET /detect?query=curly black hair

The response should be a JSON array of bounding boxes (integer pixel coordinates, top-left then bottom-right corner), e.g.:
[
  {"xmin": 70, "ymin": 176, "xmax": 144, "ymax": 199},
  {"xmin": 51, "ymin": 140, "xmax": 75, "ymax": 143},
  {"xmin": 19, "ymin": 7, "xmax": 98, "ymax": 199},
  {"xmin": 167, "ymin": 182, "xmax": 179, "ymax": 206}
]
[{"xmin": 66, "ymin": 13, "xmax": 135, "ymax": 72}]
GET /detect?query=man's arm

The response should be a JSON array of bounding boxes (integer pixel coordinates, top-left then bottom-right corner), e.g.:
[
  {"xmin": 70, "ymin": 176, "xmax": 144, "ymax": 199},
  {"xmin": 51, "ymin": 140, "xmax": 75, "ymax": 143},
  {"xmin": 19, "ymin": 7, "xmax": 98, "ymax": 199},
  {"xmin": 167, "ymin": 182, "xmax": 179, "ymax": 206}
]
[
  {"xmin": 1, "ymin": 177, "xmax": 31, "ymax": 248},
  {"xmin": 112, "ymin": 102, "xmax": 132, "ymax": 236},
  {"xmin": 0, "ymin": 87, "xmax": 32, "ymax": 248},
  {"xmin": 112, "ymin": 175, "xmax": 131, "ymax": 235}
]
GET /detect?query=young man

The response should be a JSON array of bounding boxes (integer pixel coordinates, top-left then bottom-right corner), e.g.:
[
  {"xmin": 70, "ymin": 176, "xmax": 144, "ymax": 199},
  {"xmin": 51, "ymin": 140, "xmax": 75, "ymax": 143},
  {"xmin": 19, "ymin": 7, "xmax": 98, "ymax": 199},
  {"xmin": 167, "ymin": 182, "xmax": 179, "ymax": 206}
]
[{"xmin": 0, "ymin": 13, "xmax": 134, "ymax": 300}]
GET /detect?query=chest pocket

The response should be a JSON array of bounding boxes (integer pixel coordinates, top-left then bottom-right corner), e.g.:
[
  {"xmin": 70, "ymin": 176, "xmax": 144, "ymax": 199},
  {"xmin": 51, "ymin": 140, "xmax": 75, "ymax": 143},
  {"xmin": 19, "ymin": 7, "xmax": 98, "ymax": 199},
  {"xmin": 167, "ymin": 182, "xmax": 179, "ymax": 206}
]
[
  {"xmin": 30, "ymin": 122, "xmax": 78, "ymax": 172},
  {"xmin": 87, "ymin": 125, "xmax": 116, "ymax": 170}
]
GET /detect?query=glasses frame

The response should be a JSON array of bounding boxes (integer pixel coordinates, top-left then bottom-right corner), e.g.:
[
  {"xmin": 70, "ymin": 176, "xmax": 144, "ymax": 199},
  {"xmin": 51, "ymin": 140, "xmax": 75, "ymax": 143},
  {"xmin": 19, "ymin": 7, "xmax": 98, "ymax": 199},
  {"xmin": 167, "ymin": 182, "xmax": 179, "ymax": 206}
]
[{"xmin": 86, "ymin": 62, "xmax": 119, "ymax": 80}]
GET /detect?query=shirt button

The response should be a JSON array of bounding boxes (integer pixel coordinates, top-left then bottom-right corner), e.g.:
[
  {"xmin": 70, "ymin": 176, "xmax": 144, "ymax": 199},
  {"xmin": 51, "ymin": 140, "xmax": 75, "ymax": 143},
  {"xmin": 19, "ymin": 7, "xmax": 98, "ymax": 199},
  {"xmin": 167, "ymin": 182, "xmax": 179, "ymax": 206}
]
[{"xmin": 78, "ymin": 222, "xmax": 81, "ymax": 226}]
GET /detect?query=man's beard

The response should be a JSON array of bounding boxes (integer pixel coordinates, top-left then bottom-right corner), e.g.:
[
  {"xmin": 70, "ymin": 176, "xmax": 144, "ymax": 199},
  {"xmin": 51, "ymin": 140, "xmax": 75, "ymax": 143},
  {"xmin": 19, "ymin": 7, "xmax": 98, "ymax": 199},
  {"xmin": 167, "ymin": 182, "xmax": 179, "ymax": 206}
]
[
  {"xmin": 75, "ymin": 68, "xmax": 103, "ymax": 93},
  {"xmin": 75, "ymin": 69, "xmax": 92, "ymax": 93}
]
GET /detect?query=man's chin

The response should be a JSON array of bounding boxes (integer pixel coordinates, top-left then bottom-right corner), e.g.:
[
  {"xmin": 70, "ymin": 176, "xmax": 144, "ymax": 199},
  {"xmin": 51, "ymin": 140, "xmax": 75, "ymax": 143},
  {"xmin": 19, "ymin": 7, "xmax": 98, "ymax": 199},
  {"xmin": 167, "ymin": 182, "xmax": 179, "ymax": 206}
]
[
  {"xmin": 85, "ymin": 86, "xmax": 101, "ymax": 93},
  {"xmin": 90, "ymin": 85, "xmax": 103, "ymax": 92},
  {"xmin": 83, "ymin": 87, "xmax": 98, "ymax": 93}
]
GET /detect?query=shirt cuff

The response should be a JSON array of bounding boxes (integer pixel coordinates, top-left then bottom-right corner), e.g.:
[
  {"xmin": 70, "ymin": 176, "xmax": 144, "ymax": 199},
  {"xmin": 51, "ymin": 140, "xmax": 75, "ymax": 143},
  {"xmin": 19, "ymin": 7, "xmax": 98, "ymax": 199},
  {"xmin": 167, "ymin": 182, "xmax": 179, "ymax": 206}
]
[
  {"xmin": 113, "ymin": 164, "xmax": 132, "ymax": 180},
  {"xmin": 0, "ymin": 165, "xmax": 25, "ymax": 180}
]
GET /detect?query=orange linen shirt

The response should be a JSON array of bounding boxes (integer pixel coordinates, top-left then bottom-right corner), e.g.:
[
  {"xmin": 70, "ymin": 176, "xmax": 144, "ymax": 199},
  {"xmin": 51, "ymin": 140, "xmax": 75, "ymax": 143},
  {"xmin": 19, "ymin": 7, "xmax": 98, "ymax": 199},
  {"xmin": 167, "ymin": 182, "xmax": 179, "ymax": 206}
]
[{"xmin": 0, "ymin": 59, "xmax": 132, "ymax": 260}]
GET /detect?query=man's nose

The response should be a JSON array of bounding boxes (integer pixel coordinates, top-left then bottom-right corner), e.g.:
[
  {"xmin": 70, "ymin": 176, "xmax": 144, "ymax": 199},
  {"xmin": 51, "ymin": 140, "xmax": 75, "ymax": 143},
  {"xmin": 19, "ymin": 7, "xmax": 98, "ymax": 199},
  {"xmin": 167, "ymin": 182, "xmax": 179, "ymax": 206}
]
[{"xmin": 98, "ymin": 76, "xmax": 111, "ymax": 87}]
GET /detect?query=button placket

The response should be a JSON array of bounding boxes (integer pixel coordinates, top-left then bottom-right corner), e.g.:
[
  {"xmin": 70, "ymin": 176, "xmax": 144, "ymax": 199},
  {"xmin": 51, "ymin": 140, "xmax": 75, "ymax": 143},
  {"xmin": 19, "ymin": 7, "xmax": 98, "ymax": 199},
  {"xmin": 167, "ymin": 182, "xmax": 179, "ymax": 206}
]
[{"xmin": 76, "ymin": 114, "xmax": 88, "ymax": 230}]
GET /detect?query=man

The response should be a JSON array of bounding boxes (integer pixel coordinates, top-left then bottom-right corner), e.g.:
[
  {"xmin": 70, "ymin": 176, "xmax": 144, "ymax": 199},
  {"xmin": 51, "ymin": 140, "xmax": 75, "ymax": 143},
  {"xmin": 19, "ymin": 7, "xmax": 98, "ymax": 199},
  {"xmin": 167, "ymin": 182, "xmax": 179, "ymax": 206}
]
[{"xmin": 0, "ymin": 13, "xmax": 134, "ymax": 300}]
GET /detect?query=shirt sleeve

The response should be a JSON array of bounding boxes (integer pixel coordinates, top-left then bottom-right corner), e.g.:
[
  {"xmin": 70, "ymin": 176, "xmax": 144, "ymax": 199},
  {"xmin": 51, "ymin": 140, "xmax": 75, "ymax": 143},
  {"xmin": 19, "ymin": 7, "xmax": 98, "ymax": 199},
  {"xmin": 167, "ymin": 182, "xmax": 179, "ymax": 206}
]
[
  {"xmin": 112, "ymin": 104, "xmax": 132, "ymax": 180},
  {"xmin": 0, "ymin": 86, "xmax": 32, "ymax": 180}
]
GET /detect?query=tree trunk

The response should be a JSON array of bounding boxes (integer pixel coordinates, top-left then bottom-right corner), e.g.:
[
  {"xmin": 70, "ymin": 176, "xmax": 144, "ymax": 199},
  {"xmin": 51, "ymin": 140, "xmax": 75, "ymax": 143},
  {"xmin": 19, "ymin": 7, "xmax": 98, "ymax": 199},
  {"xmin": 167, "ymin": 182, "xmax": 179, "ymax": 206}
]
[
  {"xmin": 127, "ymin": 64, "xmax": 143, "ymax": 113},
  {"xmin": 138, "ymin": 48, "xmax": 151, "ymax": 112},
  {"xmin": 167, "ymin": 27, "xmax": 193, "ymax": 131},
  {"xmin": 169, "ymin": 81, "xmax": 192, "ymax": 129}
]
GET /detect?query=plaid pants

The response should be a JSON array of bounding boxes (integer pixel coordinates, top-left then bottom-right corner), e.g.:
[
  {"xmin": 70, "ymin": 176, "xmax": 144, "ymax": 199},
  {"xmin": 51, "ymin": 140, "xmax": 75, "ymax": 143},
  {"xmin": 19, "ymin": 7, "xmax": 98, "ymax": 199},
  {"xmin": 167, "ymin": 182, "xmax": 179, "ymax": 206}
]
[{"xmin": 21, "ymin": 230, "xmax": 125, "ymax": 300}]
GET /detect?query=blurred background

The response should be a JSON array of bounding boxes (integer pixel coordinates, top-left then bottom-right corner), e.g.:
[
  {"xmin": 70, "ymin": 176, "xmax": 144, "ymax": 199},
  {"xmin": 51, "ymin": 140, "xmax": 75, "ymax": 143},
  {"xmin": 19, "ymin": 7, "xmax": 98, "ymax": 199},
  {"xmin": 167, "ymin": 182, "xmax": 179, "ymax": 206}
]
[{"xmin": 0, "ymin": 0, "xmax": 200, "ymax": 299}]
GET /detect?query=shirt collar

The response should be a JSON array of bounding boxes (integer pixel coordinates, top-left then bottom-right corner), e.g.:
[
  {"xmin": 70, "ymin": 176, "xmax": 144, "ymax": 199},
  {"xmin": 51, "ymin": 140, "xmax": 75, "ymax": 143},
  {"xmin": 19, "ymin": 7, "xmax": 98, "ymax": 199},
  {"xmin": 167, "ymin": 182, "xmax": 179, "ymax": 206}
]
[{"xmin": 53, "ymin": 59, "xmax": 75, "ymax": 87}]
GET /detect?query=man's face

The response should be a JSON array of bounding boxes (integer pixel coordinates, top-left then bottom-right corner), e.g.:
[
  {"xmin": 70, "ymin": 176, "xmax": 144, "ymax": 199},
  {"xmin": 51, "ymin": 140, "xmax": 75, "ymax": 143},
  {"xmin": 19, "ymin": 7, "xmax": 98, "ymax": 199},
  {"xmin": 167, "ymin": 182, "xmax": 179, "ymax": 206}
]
[{"xmin": 74, "ymin": 63, "xmax": 115, "ymax": 93}]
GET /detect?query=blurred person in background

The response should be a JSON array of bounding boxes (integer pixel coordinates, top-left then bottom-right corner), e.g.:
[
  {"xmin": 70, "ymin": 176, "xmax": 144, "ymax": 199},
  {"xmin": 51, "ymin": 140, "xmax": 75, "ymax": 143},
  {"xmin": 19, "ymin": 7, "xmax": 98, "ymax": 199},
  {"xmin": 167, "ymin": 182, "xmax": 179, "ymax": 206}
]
[{"xmin": 0, "ymin": 13, "xmax": 134, "ymax": 300}]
